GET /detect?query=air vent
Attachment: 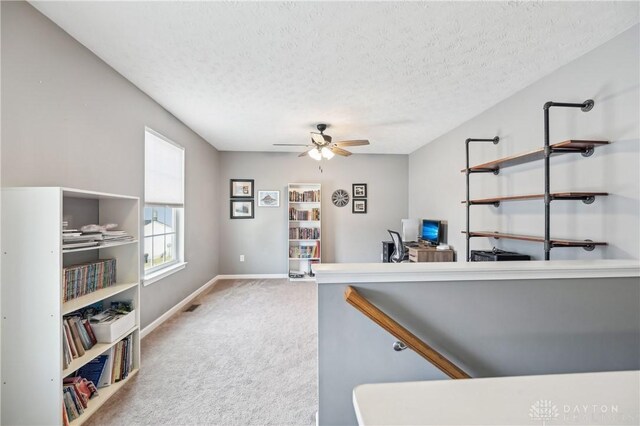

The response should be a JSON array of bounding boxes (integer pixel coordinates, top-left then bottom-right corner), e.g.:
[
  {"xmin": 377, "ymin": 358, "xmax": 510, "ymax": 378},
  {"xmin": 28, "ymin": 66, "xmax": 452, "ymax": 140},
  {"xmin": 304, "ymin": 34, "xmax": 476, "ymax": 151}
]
[{"xmin": 184, "ymin": 304, "xmax": 200, "ymax": 312}]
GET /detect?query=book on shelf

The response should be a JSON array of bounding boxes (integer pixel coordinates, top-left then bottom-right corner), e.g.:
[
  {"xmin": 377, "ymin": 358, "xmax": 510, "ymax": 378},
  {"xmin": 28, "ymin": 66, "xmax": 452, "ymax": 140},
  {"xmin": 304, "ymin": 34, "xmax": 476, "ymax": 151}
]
[
  {"xmin": 112, "ymin": 341, "xmax": 123, "ymax": 383},
  {"xmin": 63, "ymin": 241, "xmax": 102, "ymax": 249},
  {"xmin": 63, "ymin": 386, "xmax": 82, "ymax": 422},
  {"xmin": 76, "ymin": 354, "xmax": 108, "ymax": 387},
  {"xmin": 99, "ymin": 349, "xmax": 115, "ymax": 388},
  {"xmin": 62, "ymin": 404, "xmax": 69, "ymax": 426},
  {"xmin": 83, "ymin": 319, "xmax": 98, "ymax": 345}
]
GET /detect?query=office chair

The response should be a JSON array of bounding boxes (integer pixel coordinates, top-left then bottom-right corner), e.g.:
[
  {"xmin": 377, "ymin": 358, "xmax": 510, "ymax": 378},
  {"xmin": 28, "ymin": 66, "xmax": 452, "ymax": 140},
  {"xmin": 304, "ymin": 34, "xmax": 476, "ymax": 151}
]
[{"xmin": 388, "ymin": 230, "xmax": 409, "ymax": 263}]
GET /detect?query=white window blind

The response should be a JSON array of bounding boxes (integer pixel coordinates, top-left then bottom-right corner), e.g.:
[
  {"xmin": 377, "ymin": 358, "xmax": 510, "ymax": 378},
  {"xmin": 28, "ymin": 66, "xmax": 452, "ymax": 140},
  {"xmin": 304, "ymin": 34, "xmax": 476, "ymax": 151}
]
[{"xmin": 145, "ymin": 128, "xmax": 184, "ymax": 206}]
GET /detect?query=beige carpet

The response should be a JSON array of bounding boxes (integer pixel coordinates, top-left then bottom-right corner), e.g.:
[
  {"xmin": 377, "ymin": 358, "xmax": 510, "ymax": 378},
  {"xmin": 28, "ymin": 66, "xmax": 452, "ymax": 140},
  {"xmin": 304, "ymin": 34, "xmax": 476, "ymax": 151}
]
[{"xmin": 85, "ymin": 279, "xmax": 318, "ymax": 426}]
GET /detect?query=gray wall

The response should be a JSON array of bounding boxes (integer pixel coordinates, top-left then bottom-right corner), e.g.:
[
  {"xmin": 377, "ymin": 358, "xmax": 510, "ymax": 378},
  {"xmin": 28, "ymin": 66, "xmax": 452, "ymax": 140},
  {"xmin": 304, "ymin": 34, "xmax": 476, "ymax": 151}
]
[
  {"xmin": 218, "ymin": 152, "xmax": 408, "ymax": 274},
  {"xmin": 318, "ymin": 277, "xmax": 640, "ymax": 425},
  {"xmin": 0, "ymin": 1, "xmax": 220, "ymax": 328},
  {"xmin": 409, "ymin": 25, "xmax": 640, "ymax": 261}
]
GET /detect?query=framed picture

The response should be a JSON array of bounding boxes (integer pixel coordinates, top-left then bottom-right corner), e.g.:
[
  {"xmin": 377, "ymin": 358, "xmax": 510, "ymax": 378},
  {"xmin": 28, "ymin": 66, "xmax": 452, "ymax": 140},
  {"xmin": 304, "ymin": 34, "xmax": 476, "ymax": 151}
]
[
  {"xmin": 230, "ymin": 179, "xmax": 254, "ymax": 198},
  {"xmin": 352, "ymin": 183, "xmax": 367, "ymax": 198},
  {"xmin": 258, "ymin": 190, "xmax": 280, "ymax": 207},
  {"xmin": 352, "ymin": 199, "xmax": 367, "ymax": 214},
  {"xmin": 230, "ymin": 200, "xmax": 254, "ymax": 219}
]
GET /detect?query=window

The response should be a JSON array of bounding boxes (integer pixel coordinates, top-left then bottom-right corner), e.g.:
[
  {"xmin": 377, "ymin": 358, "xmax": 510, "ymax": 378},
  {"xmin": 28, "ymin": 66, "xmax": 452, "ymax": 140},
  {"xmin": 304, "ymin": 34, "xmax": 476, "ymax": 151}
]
[
  {"xmin": 143, "ymin": 205, "xmax": 180, "ymax": 272},
  {"xmin": 144, "ymin": 128, "xmax": 185, "ymax": 282}
]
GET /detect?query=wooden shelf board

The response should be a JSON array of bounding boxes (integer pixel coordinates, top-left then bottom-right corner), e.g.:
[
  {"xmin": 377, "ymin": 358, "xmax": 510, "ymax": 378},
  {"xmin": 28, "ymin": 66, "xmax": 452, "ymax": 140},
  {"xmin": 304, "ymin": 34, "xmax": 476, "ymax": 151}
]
[
  {"xmin": 461, "ymin": 140, "xmax": 610, "ymax": 172},
  {"xmin": 63, "ymin": 239, "xmax": 138, "ymax": 254},
  {"xmin": 462, "ymin": 192, "xmax": 608, "ymax": 205},
  {"xmin": 69, "ymin": 368, "xmax": 139, "ymax": 426},
  {"xmin": 288, "ymin": 201, "xmax": 320, "ymax": 204},
  {"xmin": 463, "ymin": 231, "xmax": 607, "ymax": 247},
  {"xmin": 288, "ymin": 220, "xmax": 320, "ymax": 222},
  {"xmin": 289, "ymin": 239, "xmax": 321, "ymax": 242},
  {"xmin": 62, "ymin": 326, "xmax": 138, "ymax": 377},
  {"xmin": 289, "ymin": 277, "xmax": 316, "ymax": 282},
  {"xmin": 63, "ymin": 282, "xmax": 139, "ymax": 315}
]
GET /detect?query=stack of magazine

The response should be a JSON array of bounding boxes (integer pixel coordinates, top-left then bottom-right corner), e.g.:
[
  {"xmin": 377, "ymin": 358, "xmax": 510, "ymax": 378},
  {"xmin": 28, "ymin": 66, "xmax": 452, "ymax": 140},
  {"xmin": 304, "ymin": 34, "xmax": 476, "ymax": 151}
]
[
  {"xmin": 62, "ymin": 229, "xmax": 102, "ymax": 250},
  {"xmin": 62, "ymin": 223, "xmax": 134, "ymax": 250}
]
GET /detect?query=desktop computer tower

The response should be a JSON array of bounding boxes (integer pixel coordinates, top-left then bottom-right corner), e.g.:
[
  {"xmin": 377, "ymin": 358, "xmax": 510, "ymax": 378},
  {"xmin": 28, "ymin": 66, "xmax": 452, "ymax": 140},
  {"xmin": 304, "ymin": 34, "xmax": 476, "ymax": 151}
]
[
  {"xmin": 401, "ymin": 219, "xmax": 420, "ymax": 243},
  {"xmin": 382, "ymin": 241, "xmax": 395, "ymax": 263},
  {"xmin": 470, "ymin": 248, "xmax": 531, "ymax": 261}
]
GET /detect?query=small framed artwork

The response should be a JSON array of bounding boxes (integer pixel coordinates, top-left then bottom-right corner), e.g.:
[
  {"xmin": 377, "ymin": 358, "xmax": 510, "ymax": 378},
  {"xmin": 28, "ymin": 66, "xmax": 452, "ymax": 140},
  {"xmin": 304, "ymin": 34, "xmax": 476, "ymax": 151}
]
[
  {"xmin": 352, "ymin": 183, "xmax": 367, "ymax": 199},
  {"xmin": 230, "ymin": 179, "xmax": 254, "ymax": 198},
  {"xmin": 258, "ymin": 190, "xmax": 280, "ymax": 207},
  {"xmin": 230, "ymin": 200, "xmax": 254, "ymax": 219},
  {"xmin": 352, "ymin": 199, "xmax": 367, "ymax": 214}
]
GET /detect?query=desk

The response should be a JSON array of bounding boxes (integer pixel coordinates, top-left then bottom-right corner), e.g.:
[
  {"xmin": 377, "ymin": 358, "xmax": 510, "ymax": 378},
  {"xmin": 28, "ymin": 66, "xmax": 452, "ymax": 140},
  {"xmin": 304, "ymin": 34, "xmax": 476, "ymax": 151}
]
[{"xmin": 407, "ymin": 243, "xmax": 454, "ymax": 262}]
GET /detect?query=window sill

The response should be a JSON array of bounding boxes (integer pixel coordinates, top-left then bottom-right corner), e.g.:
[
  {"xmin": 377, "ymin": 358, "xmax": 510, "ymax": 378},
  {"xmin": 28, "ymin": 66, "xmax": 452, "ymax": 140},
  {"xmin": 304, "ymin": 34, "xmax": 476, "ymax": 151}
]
[{"xmin": 143, "ymin": 262, "xmax": 187, "ymax": 286}]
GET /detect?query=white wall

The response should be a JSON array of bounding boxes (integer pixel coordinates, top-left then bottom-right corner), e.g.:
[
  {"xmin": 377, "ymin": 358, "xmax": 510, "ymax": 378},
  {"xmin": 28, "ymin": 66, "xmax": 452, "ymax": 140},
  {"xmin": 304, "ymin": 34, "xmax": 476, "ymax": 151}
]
[
  {"xmin": 0, "ymin": 1, "xmax": 221, "ymax": 328},
  {"xmin": 409, "ymin": 25, "xmax": 640, "ymax": 261},
  {"xmin": 218, "ymin": 152, "xmax": 408, "ymax": 274}
]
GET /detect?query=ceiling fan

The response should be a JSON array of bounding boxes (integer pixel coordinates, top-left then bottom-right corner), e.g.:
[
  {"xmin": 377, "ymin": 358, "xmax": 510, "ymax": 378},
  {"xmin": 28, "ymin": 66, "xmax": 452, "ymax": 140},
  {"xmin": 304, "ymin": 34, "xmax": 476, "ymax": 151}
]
[{"xmin": 274, "ymin": 124, "xmax": 370, "ymax": 160}]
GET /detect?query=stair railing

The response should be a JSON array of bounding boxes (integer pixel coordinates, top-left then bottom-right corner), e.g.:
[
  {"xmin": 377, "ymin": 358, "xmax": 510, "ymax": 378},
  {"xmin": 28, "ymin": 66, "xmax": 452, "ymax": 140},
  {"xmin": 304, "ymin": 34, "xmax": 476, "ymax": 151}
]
[{"xmin": 344, "ymin": 285, "xmax": 470, "ymax": 379}]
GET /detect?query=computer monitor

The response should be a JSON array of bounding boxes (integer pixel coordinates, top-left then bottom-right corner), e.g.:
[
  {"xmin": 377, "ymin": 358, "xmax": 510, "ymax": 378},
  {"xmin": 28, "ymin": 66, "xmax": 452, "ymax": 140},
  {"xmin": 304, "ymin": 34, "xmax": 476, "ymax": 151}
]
[
  {"xmin": 421, "ymin": 219, "xmax": 441, "ymax": 245},
  {"xmin": 401, "ymin": 219, "xmax": 420, "ymax": 243}
]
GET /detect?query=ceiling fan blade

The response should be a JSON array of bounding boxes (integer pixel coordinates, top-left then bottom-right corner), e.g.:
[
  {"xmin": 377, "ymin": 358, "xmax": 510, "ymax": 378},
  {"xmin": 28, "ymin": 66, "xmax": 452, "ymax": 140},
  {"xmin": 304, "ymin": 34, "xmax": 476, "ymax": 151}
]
[
  {"xmin": 298, "ymin": 149, "xmax": 313, "ymax": 157},
  {"xmin": 331, "ymin": 147, "xmax": 352, "ymax": 157},
  {"xmin": 273, "ymin": 143, "xmax": 311, "ymax": 146},
  {"xmin": 334, "ymin": 139, "xmax": 370, "ymax": 147}
]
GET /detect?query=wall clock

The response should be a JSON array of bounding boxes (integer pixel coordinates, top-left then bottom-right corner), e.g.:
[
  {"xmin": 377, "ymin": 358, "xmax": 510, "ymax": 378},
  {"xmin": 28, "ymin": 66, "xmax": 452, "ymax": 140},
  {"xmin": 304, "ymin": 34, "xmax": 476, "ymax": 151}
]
[{"xmin": 332, "ymin": 189, "xmax": 349, "ymax": 207}]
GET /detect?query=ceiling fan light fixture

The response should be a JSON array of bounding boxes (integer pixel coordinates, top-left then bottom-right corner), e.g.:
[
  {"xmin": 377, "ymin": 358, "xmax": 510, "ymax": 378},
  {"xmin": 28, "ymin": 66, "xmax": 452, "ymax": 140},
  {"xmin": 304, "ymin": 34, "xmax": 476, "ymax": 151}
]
[
  {"xmin": 321, "ymin": 147, "xmax": 335, "ymax": 159},
  {"xmin": 309, "ymin": 148, "xmax": 322, "ymax": 161}
]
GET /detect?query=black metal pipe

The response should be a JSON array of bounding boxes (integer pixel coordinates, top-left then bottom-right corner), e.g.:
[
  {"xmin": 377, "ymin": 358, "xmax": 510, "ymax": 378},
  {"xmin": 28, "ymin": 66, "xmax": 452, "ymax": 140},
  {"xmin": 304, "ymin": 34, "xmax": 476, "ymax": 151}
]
[
  {"xmin": 542, "ymin": 99, "xmax": 594, "ymax": 260},
  {"xmin": 544, "ymin": 107, "xmax": 551, "ymax": 260},
  {"xmin": 465, "ymin": 137, "xmax": 499, "ymax": 261}
]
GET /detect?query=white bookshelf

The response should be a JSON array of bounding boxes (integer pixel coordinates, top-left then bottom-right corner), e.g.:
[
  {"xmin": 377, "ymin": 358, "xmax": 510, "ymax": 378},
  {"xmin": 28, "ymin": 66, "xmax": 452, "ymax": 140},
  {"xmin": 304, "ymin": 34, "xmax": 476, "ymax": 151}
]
[
  {"xmin": 287, "ymin": 183, "xmax": 321, "ymax": 281},
  {"xmin": 1, "ymin": 187, "xmax": 141, "ymax": 425}
]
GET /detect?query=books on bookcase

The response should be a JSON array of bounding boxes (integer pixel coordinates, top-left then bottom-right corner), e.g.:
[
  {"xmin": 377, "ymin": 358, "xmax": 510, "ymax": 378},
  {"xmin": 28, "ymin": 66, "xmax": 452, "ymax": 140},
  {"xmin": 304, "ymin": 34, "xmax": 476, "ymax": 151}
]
[
  {"xmin": 289, "ymin": 242, "xmax": 320, "ymax": 259},
  {"xmin": 63, "ymin": 259, "xmax": 117, "ymax": 302},
  {"xmin": 62, "ymin": 314, "xmax": 98, "ymax": 369},
  {"xmin": 288, "ymin": 207, "xmax": 320, "ymax": 221},
  {"xmin": 289, "ymin": 227, "xmax": 320, "ymax": 240},
  {"xmin": 62, "ymin": 376, "xmax": 98, "ymax": 425},
  {"xmin": 62, "ymin": 333, "xmax": 134, "ymax": 425},
  {"xmin": 288, "ymin": 189, "xmax": 320, "ymax": 202}
]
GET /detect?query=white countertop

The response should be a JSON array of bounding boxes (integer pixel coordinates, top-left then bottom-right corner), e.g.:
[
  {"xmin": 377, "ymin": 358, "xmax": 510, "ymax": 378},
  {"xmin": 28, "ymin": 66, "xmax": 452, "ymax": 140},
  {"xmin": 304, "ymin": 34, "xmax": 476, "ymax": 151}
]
[
  {"xmin": 353, "ymin": 371, "xmax": 640, "ymax": 425},
  {"xmin": 313, "ymin": 259, "xmax": 640, "ymax": 284}
]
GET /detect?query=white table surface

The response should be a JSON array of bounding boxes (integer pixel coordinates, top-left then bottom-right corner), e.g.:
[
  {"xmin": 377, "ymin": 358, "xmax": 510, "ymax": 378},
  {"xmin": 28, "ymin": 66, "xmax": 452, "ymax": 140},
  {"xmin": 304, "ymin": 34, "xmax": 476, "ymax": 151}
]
[{"xmin": 353, "ymin": 371, "xmax": 639, "ymax": 425}]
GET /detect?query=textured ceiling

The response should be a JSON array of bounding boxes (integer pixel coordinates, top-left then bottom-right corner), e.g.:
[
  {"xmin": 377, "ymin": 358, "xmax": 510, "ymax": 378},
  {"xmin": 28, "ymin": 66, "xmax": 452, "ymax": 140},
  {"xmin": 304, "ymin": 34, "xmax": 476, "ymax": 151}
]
[{"xmin": 31, "ymin": 1, "xmax": 639, "ymax": 154}]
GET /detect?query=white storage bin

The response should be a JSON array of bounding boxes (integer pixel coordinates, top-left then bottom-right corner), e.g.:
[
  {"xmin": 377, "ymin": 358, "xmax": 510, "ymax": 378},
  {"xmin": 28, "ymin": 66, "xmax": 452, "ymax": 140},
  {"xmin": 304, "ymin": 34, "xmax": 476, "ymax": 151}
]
[{"xmin": 91, "ymin": 309, "xmax": 136, "ymax": 343}]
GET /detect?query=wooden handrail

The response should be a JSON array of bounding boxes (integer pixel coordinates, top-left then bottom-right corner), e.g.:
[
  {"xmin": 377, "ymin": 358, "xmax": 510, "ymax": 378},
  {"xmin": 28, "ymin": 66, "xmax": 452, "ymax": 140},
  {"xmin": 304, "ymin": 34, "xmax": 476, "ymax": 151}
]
[{"xmin": 344, "ymin": 286, "xmax": 471, "ymax": 379}]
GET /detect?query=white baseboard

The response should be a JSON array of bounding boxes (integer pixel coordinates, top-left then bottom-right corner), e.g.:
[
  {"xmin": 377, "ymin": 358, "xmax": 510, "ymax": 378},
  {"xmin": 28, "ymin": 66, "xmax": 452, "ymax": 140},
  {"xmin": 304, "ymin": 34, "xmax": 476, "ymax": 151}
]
[
  {"xmin": 140, "ymin": 275, "xmax": 220, "ymax": 339},
  {"xmin": 140, "ymin": 273, "xmax": 288, "ymax": 339},
  {"xmin": 216, "ymin": 274, "xmax": 288, "ymax": 279}
]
